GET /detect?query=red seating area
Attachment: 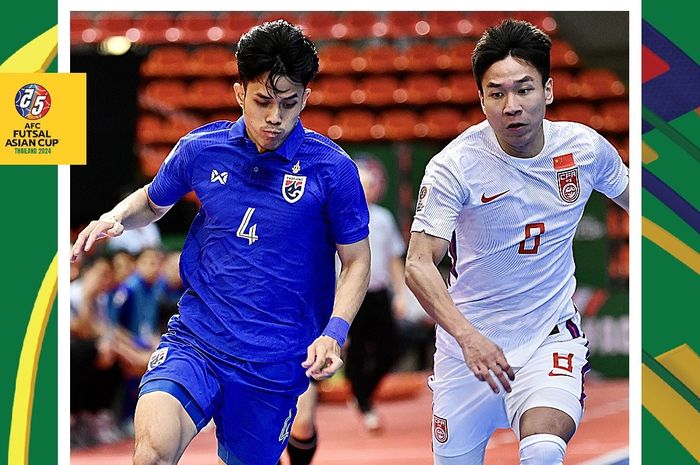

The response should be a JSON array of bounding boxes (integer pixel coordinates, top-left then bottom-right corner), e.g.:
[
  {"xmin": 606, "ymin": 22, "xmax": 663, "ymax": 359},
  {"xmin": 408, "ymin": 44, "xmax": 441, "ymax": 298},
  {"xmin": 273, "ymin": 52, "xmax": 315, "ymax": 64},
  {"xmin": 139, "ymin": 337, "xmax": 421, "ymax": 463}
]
[{"xmin": 72, "ymin": 11, "xmax": 626, "ymax": 189}]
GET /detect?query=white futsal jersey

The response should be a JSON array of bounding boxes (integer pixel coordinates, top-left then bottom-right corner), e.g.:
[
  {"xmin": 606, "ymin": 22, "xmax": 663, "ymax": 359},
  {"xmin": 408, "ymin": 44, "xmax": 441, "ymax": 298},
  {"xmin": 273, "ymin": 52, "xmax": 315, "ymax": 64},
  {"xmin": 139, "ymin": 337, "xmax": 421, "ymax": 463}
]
[{"xmin": 412, "ymin": 119, "xmax": 628, "ymax": 367}]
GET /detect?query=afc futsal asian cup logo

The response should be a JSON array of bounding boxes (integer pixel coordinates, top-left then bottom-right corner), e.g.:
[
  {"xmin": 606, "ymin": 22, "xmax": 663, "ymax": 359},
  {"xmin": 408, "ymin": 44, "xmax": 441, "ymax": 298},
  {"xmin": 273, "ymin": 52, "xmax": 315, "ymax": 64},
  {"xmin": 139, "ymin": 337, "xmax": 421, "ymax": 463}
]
[{"xmin": 15, "ymin": 83, "xmax": 51, "ymax": 120}]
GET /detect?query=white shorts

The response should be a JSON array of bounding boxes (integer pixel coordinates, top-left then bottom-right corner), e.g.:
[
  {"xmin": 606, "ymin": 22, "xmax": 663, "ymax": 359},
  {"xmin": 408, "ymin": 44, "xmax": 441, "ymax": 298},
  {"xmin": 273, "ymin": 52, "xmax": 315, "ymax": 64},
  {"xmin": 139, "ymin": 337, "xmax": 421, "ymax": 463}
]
[{"xmin": 429, "ymin": 312, "xmax": 590, "ymax": 458}]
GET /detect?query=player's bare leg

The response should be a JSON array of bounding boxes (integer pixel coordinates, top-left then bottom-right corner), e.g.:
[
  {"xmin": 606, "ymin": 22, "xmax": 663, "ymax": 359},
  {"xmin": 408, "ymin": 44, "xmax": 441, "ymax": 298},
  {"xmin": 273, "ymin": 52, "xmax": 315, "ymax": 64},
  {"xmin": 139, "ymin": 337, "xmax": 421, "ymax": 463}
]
[
  {"xmin": 518, "ymin": 406, "xmax": 575, "ymax": 465},
  {"xmin": 133, "ymin": 392, "xmax": 198, "ymax": 465},
  {"xmin": 283, "ymin": 383, "xmax": 318, "ymax": 465}
]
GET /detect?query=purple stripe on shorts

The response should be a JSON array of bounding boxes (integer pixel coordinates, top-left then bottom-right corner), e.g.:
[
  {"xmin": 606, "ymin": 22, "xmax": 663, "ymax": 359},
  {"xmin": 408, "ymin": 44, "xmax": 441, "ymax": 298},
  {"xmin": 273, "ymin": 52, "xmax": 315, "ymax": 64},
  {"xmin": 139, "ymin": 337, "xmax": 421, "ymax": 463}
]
[
  {"xmin": 580, "ymin": 350, "xmax": 591, "ymax": 407},
  {"xmin": 566, "ymin": 319, "xmax": 581, "ymax": 338}
]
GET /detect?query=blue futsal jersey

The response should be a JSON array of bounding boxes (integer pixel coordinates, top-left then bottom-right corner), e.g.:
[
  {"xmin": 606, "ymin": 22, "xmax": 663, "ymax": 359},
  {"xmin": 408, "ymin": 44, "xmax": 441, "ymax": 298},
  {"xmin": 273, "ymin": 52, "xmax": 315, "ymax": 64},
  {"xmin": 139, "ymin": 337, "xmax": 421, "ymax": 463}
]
[{"xmin": 148, "ymin": 118, "xmax": 369, "ymax": 363}]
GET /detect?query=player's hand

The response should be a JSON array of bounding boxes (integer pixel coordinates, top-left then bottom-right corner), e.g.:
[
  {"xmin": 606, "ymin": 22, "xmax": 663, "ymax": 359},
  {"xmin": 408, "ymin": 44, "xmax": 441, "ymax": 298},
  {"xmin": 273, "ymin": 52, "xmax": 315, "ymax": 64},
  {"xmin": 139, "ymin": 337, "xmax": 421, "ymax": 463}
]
[
  {"xmin": 71, "ymin": 215, "xmax": 124, "ymax": 262},
  {"xmin": 302, "ymin": 335, "xmax": 343, "ymax": 380},
  {"xmin": 459, "ymin": 330, "xmax": 515, "ymax": 394}
]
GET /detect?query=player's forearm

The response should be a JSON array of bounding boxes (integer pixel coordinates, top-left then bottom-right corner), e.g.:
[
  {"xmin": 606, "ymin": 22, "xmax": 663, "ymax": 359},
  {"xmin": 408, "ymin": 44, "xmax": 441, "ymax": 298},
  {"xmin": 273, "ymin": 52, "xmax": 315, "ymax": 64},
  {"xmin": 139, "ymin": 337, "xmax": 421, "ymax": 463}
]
[
  {"xmin": 332, "ymin": 248, "xmax": 370, "ymax": 324},
  {"xmin": 101, "ymin": 185, "xmax": 166, "ymax": 230},
  {"xmin": 405, "ymin": 256, "xmax": 477, "ymax": 345}
]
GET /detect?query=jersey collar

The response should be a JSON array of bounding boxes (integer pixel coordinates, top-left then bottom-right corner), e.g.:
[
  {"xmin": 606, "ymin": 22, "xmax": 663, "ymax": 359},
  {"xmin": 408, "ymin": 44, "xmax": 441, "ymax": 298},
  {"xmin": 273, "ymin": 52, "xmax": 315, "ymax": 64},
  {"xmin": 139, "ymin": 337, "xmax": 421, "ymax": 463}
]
[{"xmin": 228, "ymin": 117, "xmax": 304, "ymax": 161}]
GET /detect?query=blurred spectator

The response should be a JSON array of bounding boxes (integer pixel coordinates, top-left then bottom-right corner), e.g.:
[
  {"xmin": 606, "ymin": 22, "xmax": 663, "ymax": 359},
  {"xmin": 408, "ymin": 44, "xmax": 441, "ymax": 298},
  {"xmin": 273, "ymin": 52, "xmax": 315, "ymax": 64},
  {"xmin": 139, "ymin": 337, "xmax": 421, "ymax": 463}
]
[
  {"xmin": 108, "ymin": 247, "xmax": 165, "ymax": 434},
  {"xmin": 344, "ymin": 155, "xmax": 406, "ymax": 432},
  {"xmin": 154, "ymin": 250, "xmax": 185, "ymax": 333},
  {"xmin": 70, "ymin": 256, "xmax": 123, "ymax": 448}
]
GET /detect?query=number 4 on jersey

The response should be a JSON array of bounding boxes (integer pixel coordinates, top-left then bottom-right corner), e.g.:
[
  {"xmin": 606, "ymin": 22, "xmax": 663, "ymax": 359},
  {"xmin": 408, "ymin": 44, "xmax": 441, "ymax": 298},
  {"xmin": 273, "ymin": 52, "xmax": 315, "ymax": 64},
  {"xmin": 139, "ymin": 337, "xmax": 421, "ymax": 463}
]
[{"xmin": 237, "ymin": 207, "xmax": 259, "ymax": 245}]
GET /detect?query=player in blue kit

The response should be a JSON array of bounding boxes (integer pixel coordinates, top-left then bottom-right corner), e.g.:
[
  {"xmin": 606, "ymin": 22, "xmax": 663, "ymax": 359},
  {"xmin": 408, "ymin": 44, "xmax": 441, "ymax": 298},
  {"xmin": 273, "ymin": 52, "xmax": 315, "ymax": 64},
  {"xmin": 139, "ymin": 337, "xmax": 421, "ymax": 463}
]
[{"xmin": 71, "ymin": 20, "xmax": 371, "ymax": 465}]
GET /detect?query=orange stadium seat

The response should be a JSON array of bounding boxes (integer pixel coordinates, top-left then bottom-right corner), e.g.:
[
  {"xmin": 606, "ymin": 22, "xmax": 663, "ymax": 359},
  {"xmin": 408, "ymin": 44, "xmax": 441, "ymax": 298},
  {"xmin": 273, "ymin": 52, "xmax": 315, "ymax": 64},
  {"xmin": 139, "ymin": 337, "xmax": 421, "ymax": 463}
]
[
  {"xmin": 177, "ymin": 12, "xmax": 218, "ymax": 44},
  {"xmin": 385, "ymin": 12, "xmax": 423, "ymax": 39},
  {"xmin": 330, "ymin": 110, "xmax": 379, "ymax": 141},
  {"xmin": 141, "ymin": 47, "xmax": 190, "ymax": 78},
  {"xmin": 445, "ymin": 74, "xmax": 480, "ymax": 104},
  {"xmin": 405, "ymin": 43, "xmax": 441, "ymax": 73},
  {"xmin": 511, "ymin": 12, "xmax": 558, "ymax": 35},
  {"xmin": 301, "ymin": 110, "xmax": 334, "ymax": 135},
  {"xmin": 133, "ymin": 13, "xmax": 176, "ymax": 44},
  {"xmin": 600, "ymin": 101, "xmax": 629, "ymax": 133},
  {"xmin": 142, "ymin": 79, "xmax": 189, "ymax": 110},
  {"xmin": 359, "ymin": 45, "xmax": 408, "ymax": 73},
  {"xmin": 341, "ymin": 12, "xmax": 380, "ymax": 40},
  {"xmin": 470, "ymin": 12, "xmax": 509, "ymax": 35},
  {"xmin": 187, "ymin": 79, "xmax": 236, "ymax": 109},
  {"xmin": 138, "ymin": 145, "xmax": 171, "ymax": 177},
  {"xmin": 425, "ymin": 11, "xmax": 475, "ymax": 38},
  {"xmin": 378, "ymin": 110, "xmax": 420, "ymax": 140},
  {"xmin": 464, "ymin": 106, "xmax": 486, "ymax": 127},
  {"xmin": 259, "ymin": 12, "xmax": 301, "ymax": 27},
  {"xmin": 357, "ymin": 76, "xmax": 404, "ymax": 106},
  {"xmin": 550, "ymin": 70, "xmax": 580, "ymax": 100},
  {"xmin": 95, "ymin": 13, "xmax": 133, "ymax": 38},
  {"xmin": 577, "ymin": 69, "xmax": 626, "ymax": 100},
  {"xmin": 404, "ymin": 74, "xmax": 444, "ymax": 105},
  {"xmin": 423, "ymin": 108, "xmax": 464, "ymax": 139},
  {"xmin": 302, "ymin": 12, "xmax": 340, "ymax": 40},
  {"xmin": 611, "ymin": 136, "xmax": 629, "ymax": 163},
  {"xmin": 549, "ymin": 102, "xmax": 603, "ymax": 130},
  {"xmin": 136, "ymin": 115, "xmax": 165, "ymax": 144},
  {"xmin": 71, "ymin": 13, "xmax": 96, "ymax": 44},
  {"xmin": 308, "ymin": 77, "xmax": 356, "ymax": 107},
  {"xmin": 163, "ymin": 114, "xmax": 205, "ymax": 142},
  {"xmin": 438, "ymin": 42, "xmax": 474, "ymax": 72},
  {"xmin": 218, "ymin": 12, "xmax": 258, "ymax": 43},
  {"xmin": 551, "ymin": 40, "xmax": 579, "ymax": 68},
  {"xmin": 188, "ymin": 46, "xmax": 237, "ymax": 77},
  {"xmin": 318, "ymin": 45, "xmax": 357, "ymax": 75}
]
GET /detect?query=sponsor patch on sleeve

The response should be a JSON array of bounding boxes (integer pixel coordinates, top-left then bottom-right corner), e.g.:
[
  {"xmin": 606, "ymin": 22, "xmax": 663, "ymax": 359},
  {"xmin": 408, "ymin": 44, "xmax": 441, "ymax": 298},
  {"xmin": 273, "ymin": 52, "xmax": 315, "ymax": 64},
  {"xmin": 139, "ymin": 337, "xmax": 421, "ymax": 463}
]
[
  {"xmin": 147, "ymin": 347, "xmax": 169, "ymax": 371},
  {"xmin": 415, "ymin": 184, "xmax": 432, "ymax": 213}
]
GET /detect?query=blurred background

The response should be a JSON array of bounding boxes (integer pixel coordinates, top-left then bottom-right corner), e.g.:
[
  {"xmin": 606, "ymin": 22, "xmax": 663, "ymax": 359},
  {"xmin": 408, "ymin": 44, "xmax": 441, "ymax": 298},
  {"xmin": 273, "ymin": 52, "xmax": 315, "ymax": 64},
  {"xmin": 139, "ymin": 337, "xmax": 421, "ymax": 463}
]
[{"xmin": 69, "ymin": 11, "xmax": 629, "ymax": 465}]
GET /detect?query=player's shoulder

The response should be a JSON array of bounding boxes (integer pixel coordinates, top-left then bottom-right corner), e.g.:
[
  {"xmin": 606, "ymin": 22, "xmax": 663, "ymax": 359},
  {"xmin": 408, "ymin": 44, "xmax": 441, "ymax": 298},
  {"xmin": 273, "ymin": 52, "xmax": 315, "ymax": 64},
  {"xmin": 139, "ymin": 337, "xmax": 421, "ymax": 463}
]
[
  {"xmin": 180, "ymin": 120, "xmax": 234, "ymax": 145},
  {"xmin": 299, "ymin": 127, "xmax": 355, "ymax": 167},
  {"xmin": 429, "ymin": 120, "xmax": 492, "ymax": 169},
  {"xmin": 545, "ymin": 119, "xmax": 603, "ymax": 146}
]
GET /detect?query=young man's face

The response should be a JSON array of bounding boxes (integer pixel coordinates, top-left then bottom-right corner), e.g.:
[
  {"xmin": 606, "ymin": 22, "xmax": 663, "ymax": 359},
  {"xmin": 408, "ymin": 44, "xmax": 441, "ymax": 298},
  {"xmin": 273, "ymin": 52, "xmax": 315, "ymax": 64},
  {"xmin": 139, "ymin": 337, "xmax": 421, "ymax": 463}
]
[
  {"xmin": 479, "ymin": 55, "xmax": 553, "ymax": 158},
  {"xmin": 234, "ymin": 72, "xmax": 311, "ymax": 153}
]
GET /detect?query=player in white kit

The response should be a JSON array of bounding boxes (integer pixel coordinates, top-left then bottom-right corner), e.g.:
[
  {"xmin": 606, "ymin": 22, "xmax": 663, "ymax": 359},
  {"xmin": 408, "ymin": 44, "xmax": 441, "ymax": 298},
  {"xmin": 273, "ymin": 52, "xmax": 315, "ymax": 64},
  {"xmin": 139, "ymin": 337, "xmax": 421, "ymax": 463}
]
[{"xmin": 405, "ymin": 19, "xmax": 629, "ymax": 465}]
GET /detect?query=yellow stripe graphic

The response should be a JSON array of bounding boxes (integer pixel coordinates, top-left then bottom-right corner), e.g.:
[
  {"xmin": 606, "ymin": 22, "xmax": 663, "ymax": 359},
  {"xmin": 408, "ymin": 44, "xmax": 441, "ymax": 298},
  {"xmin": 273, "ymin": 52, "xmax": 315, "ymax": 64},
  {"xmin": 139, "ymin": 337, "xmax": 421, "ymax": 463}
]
[
  {"xmin": 642, "ymin": 364, "xmax": 700, "ymax": 461},
  {"xmin": 656, "ymin": 344, "xmax": 700, "ymax": 398},
  {"xmin": 642, "ymin": 141, "xmax": 659, "ymax": 164},
  {"xmin": 642, "ymin": 217, "xmax": 700, "ymax": 274},
  {"xmin": 0, "ymin": 25, "xmax": 57, "ymax": 72},
  {"xmin": 8, "ymin": 255, "xmax": 57, "ymax": 465},
  {"xmin": 2, "ymin": 25, "xmax": 59, "ymax": 465}
]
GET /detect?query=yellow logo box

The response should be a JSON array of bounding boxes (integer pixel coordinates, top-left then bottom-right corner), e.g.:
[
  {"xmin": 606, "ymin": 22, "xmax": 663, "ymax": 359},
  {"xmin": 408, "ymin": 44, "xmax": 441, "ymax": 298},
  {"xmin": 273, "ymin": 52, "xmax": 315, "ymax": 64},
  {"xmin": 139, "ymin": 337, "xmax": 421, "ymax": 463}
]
[{"xmin": 0, "ymin": 73, "xmax": 86, "ymax": 165}]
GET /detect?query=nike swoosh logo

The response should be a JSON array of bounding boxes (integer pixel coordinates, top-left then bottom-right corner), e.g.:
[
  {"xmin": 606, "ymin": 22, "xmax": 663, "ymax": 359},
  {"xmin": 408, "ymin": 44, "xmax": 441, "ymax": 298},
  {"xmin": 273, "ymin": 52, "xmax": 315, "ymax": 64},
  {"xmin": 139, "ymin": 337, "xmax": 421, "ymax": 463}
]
[
  {"xmin": 481, "ymin": 190, "xmax": 510, "ymax": 203},
  {"xmin": 548, "ymin": 370, "xmax": 575, "ymax": 378}
]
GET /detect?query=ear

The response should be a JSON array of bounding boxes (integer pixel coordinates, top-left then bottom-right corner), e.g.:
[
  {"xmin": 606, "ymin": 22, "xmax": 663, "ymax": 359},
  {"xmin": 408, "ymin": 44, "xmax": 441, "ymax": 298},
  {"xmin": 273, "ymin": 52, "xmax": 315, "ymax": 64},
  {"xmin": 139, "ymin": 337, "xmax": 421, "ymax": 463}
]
[
  {"xmin": 478, "ymin": 90, "xmax": 486, "ymax": 114},
  {"xmin": 233, "ymin": 82, "xmax": 245, "ymax": 109},
  {"xmin": 544, "ymin": 77, "xmax": 554, "ymax": 105},
  {"xmin": 300, "ymin": 87, "xmax": 311, "ymax": 111}
]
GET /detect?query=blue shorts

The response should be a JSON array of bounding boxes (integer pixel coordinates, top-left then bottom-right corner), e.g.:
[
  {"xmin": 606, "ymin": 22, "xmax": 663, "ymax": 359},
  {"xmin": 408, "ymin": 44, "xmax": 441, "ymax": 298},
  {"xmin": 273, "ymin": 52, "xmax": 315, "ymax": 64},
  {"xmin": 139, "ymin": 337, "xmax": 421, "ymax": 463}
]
[{"xmin": 139, "ymin": 320, "xmax": 309, "ymax": 465}]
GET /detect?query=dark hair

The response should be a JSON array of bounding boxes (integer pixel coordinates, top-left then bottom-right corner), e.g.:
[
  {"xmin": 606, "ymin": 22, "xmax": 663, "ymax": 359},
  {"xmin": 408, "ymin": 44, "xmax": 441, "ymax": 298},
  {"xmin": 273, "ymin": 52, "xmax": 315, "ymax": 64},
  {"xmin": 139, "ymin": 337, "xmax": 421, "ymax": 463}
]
[
  {"xmin": 236, "ymin": 20, "xmax": 319, "ymax": 93},
  {"xmin": 471, "ymin": 19, "xmax": 552, "ymax": 93}
]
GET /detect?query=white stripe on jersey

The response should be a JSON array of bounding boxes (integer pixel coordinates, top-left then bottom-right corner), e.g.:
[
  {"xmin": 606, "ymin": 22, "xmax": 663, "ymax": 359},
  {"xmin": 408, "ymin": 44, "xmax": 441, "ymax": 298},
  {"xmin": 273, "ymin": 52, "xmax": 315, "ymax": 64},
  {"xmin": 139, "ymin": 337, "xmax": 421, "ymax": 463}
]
[{"xmin": 412, "ymin": 119, "xmax": 628, "ymax": 367}]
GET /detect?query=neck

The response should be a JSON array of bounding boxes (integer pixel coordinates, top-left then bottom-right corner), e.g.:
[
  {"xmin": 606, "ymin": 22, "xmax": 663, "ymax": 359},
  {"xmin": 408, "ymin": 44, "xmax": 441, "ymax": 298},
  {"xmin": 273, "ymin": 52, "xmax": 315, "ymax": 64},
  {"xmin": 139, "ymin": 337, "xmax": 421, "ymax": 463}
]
[{"xmin": 497, "ymin": 124, "xmax": 545, "ymax": 159}]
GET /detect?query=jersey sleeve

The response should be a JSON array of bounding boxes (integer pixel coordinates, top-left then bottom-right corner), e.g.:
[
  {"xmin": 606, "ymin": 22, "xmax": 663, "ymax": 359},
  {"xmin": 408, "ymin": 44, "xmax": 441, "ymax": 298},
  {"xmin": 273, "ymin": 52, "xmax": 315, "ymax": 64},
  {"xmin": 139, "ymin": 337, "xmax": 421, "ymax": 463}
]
[
  {"xmin": 326, "ymin": 156, "xmax": 370, "ymax": 245},
  {"xmin": 147, "ymin": 138, "xmax": 193, "ymax": 207},
  {"xmin": 411, "ymin": 153, "xmax": 467, "ymax": 240},
  {"xmin": 592, "ymin": 133, "xmax": 628, "ymax": 199}
]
